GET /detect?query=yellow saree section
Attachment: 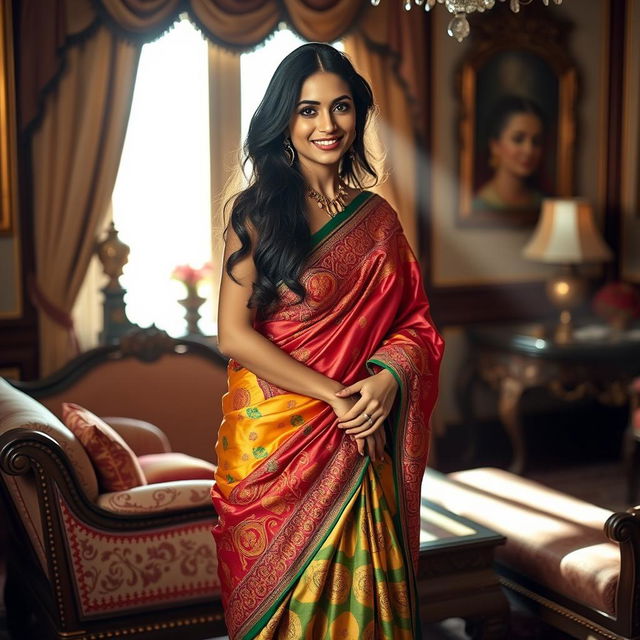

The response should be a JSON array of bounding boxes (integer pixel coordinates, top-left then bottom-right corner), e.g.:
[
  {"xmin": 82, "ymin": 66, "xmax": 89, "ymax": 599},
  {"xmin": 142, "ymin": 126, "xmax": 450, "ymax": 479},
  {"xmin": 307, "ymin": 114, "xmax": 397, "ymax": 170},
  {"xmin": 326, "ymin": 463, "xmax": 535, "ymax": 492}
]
[
  {"xmin": 215, "ymin": 363, "xmax": 328, "ymax": 499},
  {"xmin": 255, "ymin": 460, "xmax": 413, "ymax": 640}
]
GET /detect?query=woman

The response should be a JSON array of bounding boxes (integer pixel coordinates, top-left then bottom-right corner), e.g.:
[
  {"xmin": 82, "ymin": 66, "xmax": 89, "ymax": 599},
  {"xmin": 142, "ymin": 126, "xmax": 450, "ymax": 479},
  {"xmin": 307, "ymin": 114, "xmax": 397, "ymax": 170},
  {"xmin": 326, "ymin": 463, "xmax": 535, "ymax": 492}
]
[
  {"xmin": 211, "ymin": 43, "xmax": 443, "ymax": 639},
  {"xmin": 473, "ymin": 95, "xmax": 546, "ymax": 214}
]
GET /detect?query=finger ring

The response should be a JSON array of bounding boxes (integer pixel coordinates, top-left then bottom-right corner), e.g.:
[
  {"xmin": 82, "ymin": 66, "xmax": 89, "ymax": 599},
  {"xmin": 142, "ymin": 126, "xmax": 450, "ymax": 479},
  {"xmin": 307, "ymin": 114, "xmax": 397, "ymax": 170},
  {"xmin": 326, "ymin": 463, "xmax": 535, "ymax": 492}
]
[{"xmin": 362, "ymin": 412, "xmax": 371, "ymax": 422}]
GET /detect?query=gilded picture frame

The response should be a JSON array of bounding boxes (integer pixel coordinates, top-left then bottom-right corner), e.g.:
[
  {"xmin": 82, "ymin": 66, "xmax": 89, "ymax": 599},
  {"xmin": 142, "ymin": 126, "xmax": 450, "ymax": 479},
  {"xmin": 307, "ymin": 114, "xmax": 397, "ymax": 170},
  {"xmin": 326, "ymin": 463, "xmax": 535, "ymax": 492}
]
[
  {"xmin": 0, "ymin": 0, "xmax": 18, "ymax": 235},
  {"xmin": 457, "ymin": 7, "xmax": 577, "ymax": 227}
]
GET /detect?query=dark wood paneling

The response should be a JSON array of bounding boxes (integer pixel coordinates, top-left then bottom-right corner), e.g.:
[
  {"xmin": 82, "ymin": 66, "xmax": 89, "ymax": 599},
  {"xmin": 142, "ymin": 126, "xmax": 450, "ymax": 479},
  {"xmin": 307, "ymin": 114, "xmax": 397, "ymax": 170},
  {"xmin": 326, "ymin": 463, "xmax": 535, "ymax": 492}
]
[
  {"xmin": 429, "ymin": 281, "xmax": 553, "ymax": 327},
  {"xmin": 0, "ymin": 2, "xmax": 39, "ymax": 380},
  {"xmin": 603, "ymin": 0, "xmax": 626, "ymax": 281},
  {"xmin": 0, "ymin": 322, "xmax": 38, "ymax": 380}
]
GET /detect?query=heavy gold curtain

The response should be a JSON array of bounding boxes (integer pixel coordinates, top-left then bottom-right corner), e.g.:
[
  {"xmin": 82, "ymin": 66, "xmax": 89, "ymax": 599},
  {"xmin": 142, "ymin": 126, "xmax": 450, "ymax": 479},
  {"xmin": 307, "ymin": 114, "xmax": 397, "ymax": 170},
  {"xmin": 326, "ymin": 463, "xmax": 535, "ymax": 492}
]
[
  {"xmin": 19, "ymin": 0, "xmax": 426, "ymax": 375},
  {"xmin": 27, "ymin": 24, "xmax": 139, "ymax": 375}
]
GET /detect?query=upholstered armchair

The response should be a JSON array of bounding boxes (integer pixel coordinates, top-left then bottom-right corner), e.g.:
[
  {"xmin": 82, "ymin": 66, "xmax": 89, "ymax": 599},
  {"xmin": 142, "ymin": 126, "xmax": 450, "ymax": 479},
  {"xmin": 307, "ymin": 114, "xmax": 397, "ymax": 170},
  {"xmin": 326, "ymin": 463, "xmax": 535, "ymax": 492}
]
[{"xmin": 0, "ymin": 330, "xmax": 228, "ymax": 639}]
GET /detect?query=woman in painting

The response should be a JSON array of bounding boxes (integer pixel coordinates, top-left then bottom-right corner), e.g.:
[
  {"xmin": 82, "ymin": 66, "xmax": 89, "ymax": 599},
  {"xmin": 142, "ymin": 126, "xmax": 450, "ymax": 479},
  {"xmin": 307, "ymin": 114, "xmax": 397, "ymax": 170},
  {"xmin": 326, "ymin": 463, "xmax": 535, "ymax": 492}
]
[
  {"xmin": 211, "ymin": 43, "xmax": 443, "ymax": 639},
  {"xmin": 473, "ymin": 95, "xmax": 546, "ymax": 214}
]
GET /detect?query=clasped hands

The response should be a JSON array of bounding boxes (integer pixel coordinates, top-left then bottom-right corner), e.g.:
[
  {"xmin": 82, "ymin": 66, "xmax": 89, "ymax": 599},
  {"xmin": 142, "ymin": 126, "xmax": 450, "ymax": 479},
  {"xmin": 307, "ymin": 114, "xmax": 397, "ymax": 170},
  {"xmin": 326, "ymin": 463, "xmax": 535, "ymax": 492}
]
[{"xmin": 329, "ymin": 368, "xmax": 398, "ymax": 462}]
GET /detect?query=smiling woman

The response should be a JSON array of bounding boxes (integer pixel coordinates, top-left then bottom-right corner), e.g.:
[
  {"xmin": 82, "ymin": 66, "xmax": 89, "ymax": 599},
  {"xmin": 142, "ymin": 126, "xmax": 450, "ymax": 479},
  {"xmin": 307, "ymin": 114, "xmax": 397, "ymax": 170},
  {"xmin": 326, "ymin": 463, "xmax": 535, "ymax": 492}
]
[{"xmin": 211, "ymin": 43, "xmax": 443, "ymax": 640}]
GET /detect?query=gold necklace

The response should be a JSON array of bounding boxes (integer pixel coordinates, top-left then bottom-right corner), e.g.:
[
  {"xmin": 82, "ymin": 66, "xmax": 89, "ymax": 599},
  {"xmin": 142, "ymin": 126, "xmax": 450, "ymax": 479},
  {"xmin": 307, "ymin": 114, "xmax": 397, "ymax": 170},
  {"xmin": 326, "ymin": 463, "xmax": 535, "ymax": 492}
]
[{"xmin": 307, "ymin": 182, "xmax": 348, "ymax": 218}]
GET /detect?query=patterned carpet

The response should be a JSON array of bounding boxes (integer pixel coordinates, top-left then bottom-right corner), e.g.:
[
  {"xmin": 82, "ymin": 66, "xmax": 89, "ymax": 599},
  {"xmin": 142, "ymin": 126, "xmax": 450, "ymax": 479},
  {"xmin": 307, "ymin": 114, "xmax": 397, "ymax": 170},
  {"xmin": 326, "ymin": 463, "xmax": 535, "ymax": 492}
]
[{"xmin": 0, "ymin": 461, "xmax": 629, "ymax": 639}]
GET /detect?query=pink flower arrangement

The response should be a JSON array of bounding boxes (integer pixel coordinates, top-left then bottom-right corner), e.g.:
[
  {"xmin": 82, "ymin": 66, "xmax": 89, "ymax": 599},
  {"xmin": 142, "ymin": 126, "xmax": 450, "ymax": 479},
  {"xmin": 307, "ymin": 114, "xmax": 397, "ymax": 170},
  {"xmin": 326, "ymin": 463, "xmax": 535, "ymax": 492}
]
[{"xmin": 171, "ymin": 262, "xmax": 213, "ymax": 287}]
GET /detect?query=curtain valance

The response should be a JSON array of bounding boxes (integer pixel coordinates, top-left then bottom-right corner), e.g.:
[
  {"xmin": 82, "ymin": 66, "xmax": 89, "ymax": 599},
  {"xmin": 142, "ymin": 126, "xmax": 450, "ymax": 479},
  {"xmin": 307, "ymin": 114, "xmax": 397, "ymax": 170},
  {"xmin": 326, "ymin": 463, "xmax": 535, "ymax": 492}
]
[{"xmin": 18, "ymin": 0, "xmax": 367, "ymax": 132}]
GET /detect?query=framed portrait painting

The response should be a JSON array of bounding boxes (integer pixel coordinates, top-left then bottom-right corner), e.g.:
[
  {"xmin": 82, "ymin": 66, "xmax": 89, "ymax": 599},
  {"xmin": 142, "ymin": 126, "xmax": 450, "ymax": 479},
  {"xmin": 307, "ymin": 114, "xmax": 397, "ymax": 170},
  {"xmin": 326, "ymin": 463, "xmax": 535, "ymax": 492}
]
[{"xmin": 457, "ymin": 7, "xmax": 577, "ymax": 227}]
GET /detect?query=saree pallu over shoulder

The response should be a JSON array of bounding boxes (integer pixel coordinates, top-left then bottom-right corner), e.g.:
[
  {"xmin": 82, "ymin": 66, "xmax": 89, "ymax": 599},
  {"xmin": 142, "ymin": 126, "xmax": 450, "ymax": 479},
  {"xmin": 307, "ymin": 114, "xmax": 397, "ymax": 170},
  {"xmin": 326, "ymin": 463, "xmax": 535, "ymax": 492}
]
[{"xmin": 211, "ymin": 193, "xmax": 444, "ymax": 639}]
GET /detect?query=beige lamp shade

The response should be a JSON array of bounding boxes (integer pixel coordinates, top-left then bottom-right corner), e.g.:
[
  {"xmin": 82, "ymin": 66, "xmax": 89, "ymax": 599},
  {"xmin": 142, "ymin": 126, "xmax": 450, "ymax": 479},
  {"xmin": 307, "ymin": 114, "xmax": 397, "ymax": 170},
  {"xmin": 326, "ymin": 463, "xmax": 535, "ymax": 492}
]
[{"xmin": 522, "ymin": 198, "xmax": 613, "ymax": 264}]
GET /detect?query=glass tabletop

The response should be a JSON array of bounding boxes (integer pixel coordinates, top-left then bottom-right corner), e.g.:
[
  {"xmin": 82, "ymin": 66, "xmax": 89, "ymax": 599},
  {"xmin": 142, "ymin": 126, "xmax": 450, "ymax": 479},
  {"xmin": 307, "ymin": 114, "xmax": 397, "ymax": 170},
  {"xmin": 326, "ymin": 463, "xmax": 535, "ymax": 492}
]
[
  {"xmin": 467, "ymin": 321, "xmax": 640, "ymax": 361},
  {"xmin": 420, "ymin": 469, "xmax": 505, "ymax": 551}
]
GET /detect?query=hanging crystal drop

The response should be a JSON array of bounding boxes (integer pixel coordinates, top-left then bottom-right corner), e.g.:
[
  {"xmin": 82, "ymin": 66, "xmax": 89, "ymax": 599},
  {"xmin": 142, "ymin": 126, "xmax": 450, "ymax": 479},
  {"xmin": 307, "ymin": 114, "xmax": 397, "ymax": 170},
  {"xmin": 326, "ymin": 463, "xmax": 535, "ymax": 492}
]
[
  {"xmin": 405, "ymin": 0, "xmax": 412, "ymax": 9},
  {"xmin": 482, "ymin": 0, "xmax": 495, "ymax": 8},
  {"xmin": 370, "ymin": 0, "xmax": 381, "ymax": 6},
  {"xmin": 510, "ymin": 0, "xmax": 520, "ymax": 12},
  {"xmin": 448, "ymin": 13, "xmax": 470, "ymax": 41}
]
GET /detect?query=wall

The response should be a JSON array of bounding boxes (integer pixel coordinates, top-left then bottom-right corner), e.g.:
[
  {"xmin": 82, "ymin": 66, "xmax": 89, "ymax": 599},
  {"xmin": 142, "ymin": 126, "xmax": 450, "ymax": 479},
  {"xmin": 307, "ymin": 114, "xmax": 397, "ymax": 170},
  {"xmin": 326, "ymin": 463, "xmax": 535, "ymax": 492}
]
[{"xmin": 427, "ymin": 1, "xmax": 627, "ymax": 427}]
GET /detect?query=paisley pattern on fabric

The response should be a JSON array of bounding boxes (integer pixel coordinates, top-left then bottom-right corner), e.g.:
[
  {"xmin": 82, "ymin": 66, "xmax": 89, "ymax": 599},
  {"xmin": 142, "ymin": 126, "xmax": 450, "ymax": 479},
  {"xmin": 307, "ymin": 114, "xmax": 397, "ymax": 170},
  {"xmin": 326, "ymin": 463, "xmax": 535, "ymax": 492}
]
[{"xmin": 211, "ymin": 193, "xmax": 444, "ymax": 639}]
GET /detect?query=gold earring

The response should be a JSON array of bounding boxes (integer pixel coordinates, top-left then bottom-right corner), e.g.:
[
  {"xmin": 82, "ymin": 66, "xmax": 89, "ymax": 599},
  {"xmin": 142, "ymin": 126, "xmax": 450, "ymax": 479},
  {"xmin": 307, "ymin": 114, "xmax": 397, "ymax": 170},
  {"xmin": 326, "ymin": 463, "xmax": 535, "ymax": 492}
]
[{"xmin": 284, "ymin": 138, "xmax": 295, "ymax": 166}]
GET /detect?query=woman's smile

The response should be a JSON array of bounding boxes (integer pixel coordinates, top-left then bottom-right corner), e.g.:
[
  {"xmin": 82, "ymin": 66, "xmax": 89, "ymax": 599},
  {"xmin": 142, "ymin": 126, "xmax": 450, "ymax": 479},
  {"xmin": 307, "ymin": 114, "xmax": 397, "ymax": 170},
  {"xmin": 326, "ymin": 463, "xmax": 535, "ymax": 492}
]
[{"xmin": 311, "ymin": 135, "xmax": 343, "ymax": 150}]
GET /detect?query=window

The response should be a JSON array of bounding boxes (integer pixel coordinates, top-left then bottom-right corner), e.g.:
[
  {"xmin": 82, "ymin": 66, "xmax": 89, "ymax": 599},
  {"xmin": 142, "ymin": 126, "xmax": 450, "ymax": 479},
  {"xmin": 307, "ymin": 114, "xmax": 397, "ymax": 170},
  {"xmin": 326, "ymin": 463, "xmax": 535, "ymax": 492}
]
[{"xmin": 112, "ymin": 18, "xmax": 213, "ymax": 337}]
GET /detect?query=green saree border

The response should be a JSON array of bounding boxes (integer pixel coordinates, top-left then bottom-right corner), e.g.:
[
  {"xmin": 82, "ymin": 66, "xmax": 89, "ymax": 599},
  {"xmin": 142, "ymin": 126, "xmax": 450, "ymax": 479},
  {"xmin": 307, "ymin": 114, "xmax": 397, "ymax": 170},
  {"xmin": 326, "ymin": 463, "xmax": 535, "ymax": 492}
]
[
  {"xmin": 309, "ymin": 190, "xmax": 373, "ymax": 249},
  {"xmin": 242, "ymin": 459, "xmax": 370, "ymax": 640},
  {"xmin": 366, "ymin": 357, "xmax": 422, "ymax": 640}
]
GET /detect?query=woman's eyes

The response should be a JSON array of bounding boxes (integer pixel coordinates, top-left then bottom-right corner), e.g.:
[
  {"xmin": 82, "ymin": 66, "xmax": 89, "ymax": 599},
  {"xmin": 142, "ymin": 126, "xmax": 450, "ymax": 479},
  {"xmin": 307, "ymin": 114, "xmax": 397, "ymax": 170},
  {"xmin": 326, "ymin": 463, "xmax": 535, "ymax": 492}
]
[
  {"xmin": 510, "ymin": 133, "xmax": 542, "ymax": 146},
  {"xmin": 298, "ymin": 102, "xmax": 351, "ymax": 117}
]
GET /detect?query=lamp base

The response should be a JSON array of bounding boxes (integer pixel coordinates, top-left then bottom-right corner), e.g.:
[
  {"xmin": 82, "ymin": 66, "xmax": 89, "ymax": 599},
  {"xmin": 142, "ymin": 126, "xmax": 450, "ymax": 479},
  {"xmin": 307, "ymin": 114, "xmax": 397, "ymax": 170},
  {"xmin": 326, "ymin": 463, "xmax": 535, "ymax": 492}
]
[
  {"xmin": 553, "ymin": 310, "xmax": 574, "ymax": 344},
  {"xmin": 546, "ymin": 265, "xmax": 588, "ymax": 345}
]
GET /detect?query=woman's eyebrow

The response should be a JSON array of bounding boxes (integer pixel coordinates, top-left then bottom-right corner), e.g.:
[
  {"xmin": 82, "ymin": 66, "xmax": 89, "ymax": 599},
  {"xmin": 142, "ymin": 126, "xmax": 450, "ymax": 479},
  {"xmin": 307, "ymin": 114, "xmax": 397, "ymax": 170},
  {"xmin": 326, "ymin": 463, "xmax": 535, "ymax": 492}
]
[{"xmin": 296, "ymin": 95, "xmax": 353, "ymax": 107}]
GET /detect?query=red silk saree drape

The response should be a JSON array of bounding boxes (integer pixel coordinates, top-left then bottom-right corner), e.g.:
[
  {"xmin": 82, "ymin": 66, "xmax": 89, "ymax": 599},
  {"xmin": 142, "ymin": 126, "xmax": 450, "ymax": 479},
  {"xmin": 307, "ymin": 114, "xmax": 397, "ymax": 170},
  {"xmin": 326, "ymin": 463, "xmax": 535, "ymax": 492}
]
[{"xmin": 211, "ymin": 192, "xmax": 444, "ymax": 639}]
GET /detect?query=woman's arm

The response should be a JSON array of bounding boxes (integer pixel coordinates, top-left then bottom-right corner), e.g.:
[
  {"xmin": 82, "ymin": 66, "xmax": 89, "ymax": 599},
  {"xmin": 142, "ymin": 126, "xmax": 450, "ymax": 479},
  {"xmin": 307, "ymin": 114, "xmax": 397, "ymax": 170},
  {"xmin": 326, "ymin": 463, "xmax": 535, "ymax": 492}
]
[
  {"xmin": 217, "ymin": 224, "xmax": 388, "ymax": 460},
  {"xmin": 217, "ymin": 224, "xmax": 344, "ymax": 406}
]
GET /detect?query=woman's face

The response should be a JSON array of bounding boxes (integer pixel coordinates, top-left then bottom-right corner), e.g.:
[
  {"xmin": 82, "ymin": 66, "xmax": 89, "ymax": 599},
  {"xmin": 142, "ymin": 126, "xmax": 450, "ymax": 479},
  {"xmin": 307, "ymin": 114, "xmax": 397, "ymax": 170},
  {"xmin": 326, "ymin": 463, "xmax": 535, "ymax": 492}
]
[
  {"xmin": 288, "ymin": 71, "xmax": 356, "ymax": 173},
  {"xmin": 489, "ymin": 112, "xmax": 543, "ymax": 178}
]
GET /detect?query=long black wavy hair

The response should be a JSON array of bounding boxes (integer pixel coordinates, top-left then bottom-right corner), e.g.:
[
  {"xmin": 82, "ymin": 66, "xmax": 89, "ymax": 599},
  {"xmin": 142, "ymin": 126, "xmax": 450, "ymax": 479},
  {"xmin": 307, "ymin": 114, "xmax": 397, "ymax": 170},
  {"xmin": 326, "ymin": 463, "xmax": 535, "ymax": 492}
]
[{"xmin": 224, "ymin": 43, "xmax": 377, "ymax": 313}]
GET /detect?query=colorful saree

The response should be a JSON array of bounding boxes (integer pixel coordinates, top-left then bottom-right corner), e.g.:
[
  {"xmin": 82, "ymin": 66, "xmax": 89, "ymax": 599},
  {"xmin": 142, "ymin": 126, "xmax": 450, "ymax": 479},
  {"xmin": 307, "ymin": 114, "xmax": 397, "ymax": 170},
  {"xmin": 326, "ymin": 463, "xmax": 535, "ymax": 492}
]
[{"xmin": 211, "ymin": 192, "xmax": 444, "ymax": 639}]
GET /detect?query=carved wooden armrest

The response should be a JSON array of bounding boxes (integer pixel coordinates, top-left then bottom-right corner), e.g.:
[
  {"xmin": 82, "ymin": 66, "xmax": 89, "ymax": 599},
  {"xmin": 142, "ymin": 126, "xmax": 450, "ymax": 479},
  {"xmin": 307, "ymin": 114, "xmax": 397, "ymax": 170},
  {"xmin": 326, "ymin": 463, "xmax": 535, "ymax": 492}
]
[{"xmin": 604, "ymin": 509, "xmax": 640, "ymax": 629}]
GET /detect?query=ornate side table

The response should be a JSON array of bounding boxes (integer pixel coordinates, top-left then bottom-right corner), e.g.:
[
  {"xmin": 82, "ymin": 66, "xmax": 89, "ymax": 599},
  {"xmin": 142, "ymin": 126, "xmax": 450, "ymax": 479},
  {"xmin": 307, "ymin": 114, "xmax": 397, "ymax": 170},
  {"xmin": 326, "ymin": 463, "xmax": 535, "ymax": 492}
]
[{"xmin": 457, "ymin": 323, "xmax": 640, "ymax": 474}]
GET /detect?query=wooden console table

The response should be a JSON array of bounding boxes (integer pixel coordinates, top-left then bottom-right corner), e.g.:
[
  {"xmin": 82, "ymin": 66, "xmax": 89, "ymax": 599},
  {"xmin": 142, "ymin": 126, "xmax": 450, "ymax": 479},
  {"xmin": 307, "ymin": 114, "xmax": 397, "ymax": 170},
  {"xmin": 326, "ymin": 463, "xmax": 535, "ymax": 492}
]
[{"xmin": 457, "ymin": 323, "xmax": 640, "ymax": 474}]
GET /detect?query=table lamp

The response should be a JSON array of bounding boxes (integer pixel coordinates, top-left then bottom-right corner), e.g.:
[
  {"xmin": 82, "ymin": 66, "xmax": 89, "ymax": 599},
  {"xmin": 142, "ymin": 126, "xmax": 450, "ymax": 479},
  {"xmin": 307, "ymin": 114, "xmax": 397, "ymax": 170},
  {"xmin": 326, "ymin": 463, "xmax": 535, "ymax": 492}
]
[{"xmin": 522, "ymin": 198, "xmax": 613, "ymax": 343}]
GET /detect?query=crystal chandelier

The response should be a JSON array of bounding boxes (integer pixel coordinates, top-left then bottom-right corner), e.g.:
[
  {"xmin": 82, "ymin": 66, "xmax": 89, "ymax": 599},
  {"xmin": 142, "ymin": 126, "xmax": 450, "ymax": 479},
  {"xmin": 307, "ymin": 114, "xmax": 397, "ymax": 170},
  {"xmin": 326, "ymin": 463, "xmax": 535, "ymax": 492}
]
[{"xmin": 371, "ymin": 0, "xmax": 563, "ymax": 42}]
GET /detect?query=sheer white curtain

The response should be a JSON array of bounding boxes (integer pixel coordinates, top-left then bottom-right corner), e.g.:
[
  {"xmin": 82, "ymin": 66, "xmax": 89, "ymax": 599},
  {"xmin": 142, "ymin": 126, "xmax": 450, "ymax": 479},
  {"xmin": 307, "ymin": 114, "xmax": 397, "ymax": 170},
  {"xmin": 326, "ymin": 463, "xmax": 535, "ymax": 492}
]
[{"xmin": 112, "ymin": 19, "xmax": 213, "ymax": 338}]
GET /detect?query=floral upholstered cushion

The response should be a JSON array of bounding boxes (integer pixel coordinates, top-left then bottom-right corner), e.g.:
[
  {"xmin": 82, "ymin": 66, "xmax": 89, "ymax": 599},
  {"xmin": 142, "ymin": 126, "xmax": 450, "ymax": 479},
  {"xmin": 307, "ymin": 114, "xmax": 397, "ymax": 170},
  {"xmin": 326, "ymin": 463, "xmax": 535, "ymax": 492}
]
[
  {"xmin": 138, "ymin": 452, "xmax": 216, "ymax": 484},
  {"xmin": 62, "ymin": 402, "xmax": 147, "ymax": 492}
]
